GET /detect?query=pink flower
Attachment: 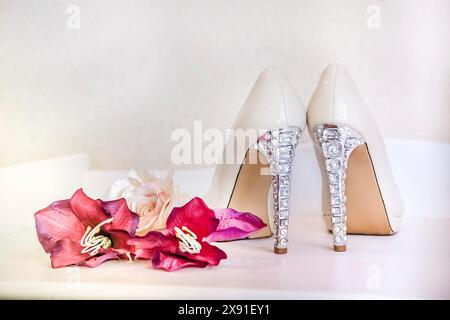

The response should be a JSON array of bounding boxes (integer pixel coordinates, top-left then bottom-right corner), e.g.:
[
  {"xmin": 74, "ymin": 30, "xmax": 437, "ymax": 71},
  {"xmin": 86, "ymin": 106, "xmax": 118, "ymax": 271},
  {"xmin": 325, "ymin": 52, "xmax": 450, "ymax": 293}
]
[
  {"xmin": 206, "ymin": 208, "xmax": 267, "ymax": 242},
  {"xmin": 34, "ymin": 189, "xmax": 139, "ymax": 268},
  {"xmin": 129, "ymin": 197, "xmax": 227, "ymax": 271}
]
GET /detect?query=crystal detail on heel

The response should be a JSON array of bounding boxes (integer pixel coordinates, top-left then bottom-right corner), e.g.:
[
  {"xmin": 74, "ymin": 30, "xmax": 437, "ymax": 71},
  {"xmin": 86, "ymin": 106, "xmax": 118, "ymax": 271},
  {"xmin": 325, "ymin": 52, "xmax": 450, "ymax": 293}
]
[
  {"xmin": 255, "ymin": 127, "xmax": 301, "ymax": 252},
  {"xmin": 313, "ymin": 124, "xmax": 364, "ymax": 250}
]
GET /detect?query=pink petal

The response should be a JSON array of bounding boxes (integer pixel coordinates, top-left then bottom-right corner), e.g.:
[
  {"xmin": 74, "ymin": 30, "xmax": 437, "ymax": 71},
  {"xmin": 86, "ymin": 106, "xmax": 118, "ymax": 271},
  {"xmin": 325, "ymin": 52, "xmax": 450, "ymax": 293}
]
[
  {"xmin": 205, "ymin": 208, "xmax": 267, "ymax": 242},
  {"xmin": 128, "ymin": 231, "xmax": 179, "ymax": 257},
  {"xmin": 152, "ymin": 250, "xmax": 208, "ymax": 271},
  {"xmin": 34, "ymin": 200, "xmax": 85, "ymax": 253},
  {"xmin": 50, "ymin": 238, "xmax": 90, "ymax": 268},
  {"xmin": 70, "ymin": 189, "xmax": 108, "ymax": 227},
  {"xmin": 134, "ymin": 248, "xmax": 155, "ymax": 260},
  {"xmin": 79, "ymin": 251, "xmax": 120, "ymax": 268},
  {"xmin": 102, "ymin": 198, "xmax": 139, "ymax": 235},
  {"xmin": 166, "ymin": 197, "xmax": 219, "ymax": 240},
  {"xmin": 104, "ymin": 227, "xmax": 135, "ymax": 254},
  {"xmin": 50, "ymin": 238, "xmax": 119, "ymax": 268},
  {"xmin": 130, "ymin": 231, "xmax": 226, "ymax": 268},
  {"xmin": 179, "ymin": 241, "xmax": 227, "ymax": 266}
]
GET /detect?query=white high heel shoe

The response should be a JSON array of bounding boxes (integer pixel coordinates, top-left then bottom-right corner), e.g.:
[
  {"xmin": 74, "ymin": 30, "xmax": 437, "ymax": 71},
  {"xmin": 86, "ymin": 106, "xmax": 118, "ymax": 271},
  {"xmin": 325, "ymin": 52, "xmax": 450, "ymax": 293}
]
[
  {"xmin": 307, "ymin": 63, "xmax": 404, "ymax": 252},
  {"xmin": 204, "ymin": 67, "xmax": 306, "ymax": 253}
]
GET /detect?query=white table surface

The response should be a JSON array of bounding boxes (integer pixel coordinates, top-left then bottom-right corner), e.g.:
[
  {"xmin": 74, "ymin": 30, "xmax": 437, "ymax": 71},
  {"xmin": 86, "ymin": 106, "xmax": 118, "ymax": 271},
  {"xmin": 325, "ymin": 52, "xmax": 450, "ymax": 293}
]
[
  {"xmin": 0, "ymin": 140, "xmax": 449, "ymax": 299},
  {"xmin": 0, "ymin": 214, "xmax": 448, "ymax": 299}
]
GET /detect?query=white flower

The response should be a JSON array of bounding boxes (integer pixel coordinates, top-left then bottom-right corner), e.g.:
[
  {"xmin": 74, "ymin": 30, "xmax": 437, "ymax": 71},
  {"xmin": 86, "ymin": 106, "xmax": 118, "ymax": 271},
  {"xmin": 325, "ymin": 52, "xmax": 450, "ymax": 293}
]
[{"xmin": 105, "ymin": 169, "xmax": 188, "ymax": 236}]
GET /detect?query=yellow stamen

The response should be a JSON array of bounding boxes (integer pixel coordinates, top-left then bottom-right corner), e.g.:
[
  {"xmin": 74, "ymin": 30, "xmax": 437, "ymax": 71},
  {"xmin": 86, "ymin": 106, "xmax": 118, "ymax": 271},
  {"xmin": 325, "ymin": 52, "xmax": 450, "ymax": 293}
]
[
  {"xmin": 181, "ymin": 226, "xmax": 197, "ymax": 239},
  {"xmin": 80, "ymin": 218, "xmax": 113, "ymax": 256},
  {"xmin": 175, "ymin": 226, "xmax": 202, "ymax": 254}
]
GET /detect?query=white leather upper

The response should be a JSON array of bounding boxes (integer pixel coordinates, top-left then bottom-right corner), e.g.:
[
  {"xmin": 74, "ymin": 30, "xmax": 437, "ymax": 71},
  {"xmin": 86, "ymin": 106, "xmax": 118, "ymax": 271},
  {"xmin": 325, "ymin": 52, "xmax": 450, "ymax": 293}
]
[
  {"xmin": 233, "ymin": 68, "xmax": 306, "ymax": 130},
  {"xmin": 307, "ymin": 63, "xmax": 404, "ymax": 232},
  {"xmin": 205, "ymin": 67, "xmax": 306, "ymax": 209}
]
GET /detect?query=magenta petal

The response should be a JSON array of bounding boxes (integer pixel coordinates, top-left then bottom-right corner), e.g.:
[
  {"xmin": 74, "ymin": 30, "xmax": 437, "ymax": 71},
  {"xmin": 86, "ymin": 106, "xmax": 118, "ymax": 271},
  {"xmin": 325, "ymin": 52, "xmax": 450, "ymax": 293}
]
[
  {"xmin": 102, "ymin": 198, "xmax": 139, "ymax": 235},
  {"xmin": 166, "ymin": 197, "xmax": 219, "ymax": 240},
  {"xmin": 205, "ymin": 227, "xmax": 255, "ymax": 242},
  {"xmin": 179, "ymin": 241, "xmax": 227, "ymax": 266},
  {"xmin": 134, "ymin": 249, "xmax": 155, "ymax": 260},
  {"xmin": 152, "ymin": 250, "xmax": 208, "ymax": 271},
  {"xmin": 50, "ymin": 238, "xmax": 119, "ymax": 268},
  {"xmin": 70, "ymin": 189, "xmax": 108, "ymax": 227},
  {"xmin": 105, "ymin": 227, "xmax": 135, "ymax": 254},
  {"xmin": 79, "ymin": 251, "xmax": 120, "ymax": 268},
  {"xmin": 128, "ymin": 232, "xmax": 179, "ymax": 253},
  {"xmin": 50, "ymin": 238, "xmax": 89, "ymax": 268},
  {"xmin": 128, "ymin": 232, "xmax": 179, "ymax": 260},
  {"xmin": 205, "ymin": 208, "xmax": 267, "ymax": 242},
  {"xmin": 34, "ymin": 200, "xmax": 85, "ymax": 253}
]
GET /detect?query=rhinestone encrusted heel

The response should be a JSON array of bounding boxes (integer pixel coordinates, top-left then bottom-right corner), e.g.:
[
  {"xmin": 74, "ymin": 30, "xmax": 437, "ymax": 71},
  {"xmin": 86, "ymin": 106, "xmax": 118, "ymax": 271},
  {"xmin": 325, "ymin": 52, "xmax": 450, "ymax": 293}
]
[
  {"xmin": 313, "ymin": 124, "xmax": 364, "ymax": 252},
  {"xmin": 256, "ymin": 126, "xmax": 301, "ymax": 254},
  {"xmin": 204, "ymin": 67, "xmax": 306, "ymax": 243},
  {"xmin": 307, "ymin": 63, "xmax": 403, "ymax": 249}
]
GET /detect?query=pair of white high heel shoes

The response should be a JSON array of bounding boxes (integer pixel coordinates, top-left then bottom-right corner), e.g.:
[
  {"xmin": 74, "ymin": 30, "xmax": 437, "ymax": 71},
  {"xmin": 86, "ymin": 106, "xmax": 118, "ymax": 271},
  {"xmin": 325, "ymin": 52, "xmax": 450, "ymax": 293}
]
[{"xmin": 205, "ymin": 64, "xmax": 403, "ymax": 253}]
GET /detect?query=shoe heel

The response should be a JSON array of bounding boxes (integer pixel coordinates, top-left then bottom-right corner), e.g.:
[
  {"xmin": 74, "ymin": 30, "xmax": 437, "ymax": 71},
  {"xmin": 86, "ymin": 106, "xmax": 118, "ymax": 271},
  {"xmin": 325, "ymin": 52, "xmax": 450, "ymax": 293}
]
[
  {"xmin": 256, "ymin": 126, "xmax": 301, "ymax": 254},
  {"xmin": 313, "ymin": 124, "xmax": 364, "ymax": 252}
]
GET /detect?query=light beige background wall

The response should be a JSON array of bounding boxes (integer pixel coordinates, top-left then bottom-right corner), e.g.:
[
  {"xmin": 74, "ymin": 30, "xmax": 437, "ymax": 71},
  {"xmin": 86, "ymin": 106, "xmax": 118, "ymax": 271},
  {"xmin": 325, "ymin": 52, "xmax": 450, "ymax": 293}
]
[{"xmin": 1, "ymin": 0, "xmax": 449, "ymax": 169}]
